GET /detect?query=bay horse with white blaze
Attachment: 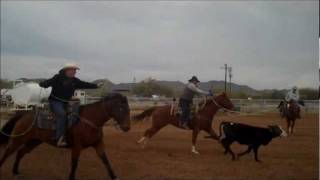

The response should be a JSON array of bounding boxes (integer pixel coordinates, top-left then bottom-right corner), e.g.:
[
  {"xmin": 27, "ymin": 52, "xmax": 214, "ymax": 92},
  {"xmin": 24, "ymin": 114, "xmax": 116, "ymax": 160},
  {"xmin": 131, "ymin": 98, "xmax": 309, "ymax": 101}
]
[
  {"xmin": 133, "ymin": 92, "xmax": 234, "ymax": 154},
  {"xmin": 0, "ymin": 93, "xmax": 130, "ymax": 180}
]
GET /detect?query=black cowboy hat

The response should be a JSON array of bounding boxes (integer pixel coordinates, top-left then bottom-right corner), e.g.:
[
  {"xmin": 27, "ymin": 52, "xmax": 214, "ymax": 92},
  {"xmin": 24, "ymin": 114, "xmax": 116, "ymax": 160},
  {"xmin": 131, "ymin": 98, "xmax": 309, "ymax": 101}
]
[{"xmin": 189, "ymin": 76, "xmax": 200, "ymax": 83}]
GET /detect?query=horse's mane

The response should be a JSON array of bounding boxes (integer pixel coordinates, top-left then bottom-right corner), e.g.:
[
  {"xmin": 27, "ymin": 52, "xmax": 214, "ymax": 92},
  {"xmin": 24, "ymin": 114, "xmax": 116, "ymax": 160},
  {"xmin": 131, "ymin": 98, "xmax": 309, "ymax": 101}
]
[{"xmin": 198, "ymin": 96, "xmax": 216, "ymax": 107}]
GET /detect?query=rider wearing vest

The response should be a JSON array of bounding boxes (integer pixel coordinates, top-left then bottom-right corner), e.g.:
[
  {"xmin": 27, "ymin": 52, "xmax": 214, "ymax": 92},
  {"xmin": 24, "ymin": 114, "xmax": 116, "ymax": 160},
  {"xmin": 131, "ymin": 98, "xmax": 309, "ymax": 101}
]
[
  {"xmin": 179, "ymin": 76, "xmax": 212, "ymax": 129},
  {"xmin": 284, "ymin": 86, "xmax": 301, "ymax": 118},
  {"xmin": 39, "ymin": 63, "xmax": 99, "ymax": 147}
]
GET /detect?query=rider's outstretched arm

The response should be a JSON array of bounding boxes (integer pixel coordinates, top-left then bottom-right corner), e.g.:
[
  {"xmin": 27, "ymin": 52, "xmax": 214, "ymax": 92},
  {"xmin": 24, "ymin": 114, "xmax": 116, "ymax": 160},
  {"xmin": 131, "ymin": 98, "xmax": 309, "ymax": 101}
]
[
  {"xmin": 75, "ymin": 78, "xmax": 98, "ymax": 89},
  {"xmin": 39, "ymin": 74, "xmax": 59, "ymax": 88},
  {"xmin": 187, "ymin": 83, "xmax": 209, "ymax": 96}
]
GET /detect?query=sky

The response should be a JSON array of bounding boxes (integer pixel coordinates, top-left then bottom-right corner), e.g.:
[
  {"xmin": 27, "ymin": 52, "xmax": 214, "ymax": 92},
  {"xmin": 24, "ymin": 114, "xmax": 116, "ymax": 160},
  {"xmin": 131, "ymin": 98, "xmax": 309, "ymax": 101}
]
[{"xmin": 1, "ymin": 1, "xmax": 318, "ymax": 90}]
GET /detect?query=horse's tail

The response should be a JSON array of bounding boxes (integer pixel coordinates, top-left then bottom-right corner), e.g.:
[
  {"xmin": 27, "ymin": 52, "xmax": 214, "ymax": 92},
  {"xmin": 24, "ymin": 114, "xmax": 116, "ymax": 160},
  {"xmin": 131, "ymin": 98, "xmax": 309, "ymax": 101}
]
[
  {"xmin": 219, "ymin": 121, "xmax": 225, "ymax": 138},
  {"xmin": 133, "ymin": 107, "xmax": 157, "ymax": 121},
  {"xmin": 204, "ymin": 121, "xmax": 226, "ymax": 139},
  {"xmin": 0, "ymin": 112, "xmax": 25, "ymax": 147}
]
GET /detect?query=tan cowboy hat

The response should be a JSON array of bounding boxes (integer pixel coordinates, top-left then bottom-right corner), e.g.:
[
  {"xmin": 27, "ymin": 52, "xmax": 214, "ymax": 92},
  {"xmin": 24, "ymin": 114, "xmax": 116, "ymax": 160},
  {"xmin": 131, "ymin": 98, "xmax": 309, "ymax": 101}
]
[{"xmin": 62, "ymin": 63, "xmax": 80, "ymax": 70}]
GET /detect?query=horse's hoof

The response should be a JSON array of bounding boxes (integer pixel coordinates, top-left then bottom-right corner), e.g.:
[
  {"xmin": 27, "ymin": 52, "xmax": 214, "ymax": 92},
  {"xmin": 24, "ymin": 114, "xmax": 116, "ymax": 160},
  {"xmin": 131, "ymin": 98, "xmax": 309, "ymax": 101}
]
[{"xmin": 191, "ymin": 150, "xmax": 200, "ymax": 155}]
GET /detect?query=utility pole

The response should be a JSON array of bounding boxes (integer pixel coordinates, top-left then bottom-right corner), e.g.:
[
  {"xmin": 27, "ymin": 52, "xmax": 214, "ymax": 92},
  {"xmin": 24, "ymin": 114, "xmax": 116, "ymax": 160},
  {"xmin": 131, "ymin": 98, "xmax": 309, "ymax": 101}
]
[
  {"xmin": 220, "ymin": 64, "xmax": 228, "ymax": 93},
  {"xmin": 228, "ymin": 67, "xmax": 232, "ymax": 96},
  {"xmin": 133, "ymin": 76, "xmax": 136, "ymax": 84}
]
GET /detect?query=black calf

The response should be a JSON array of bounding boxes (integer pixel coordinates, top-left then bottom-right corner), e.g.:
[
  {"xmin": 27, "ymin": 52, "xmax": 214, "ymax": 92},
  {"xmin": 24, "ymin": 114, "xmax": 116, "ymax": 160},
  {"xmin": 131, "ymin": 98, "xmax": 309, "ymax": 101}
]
[{"xmin": 219, "ymin": 121, "xmax": 287, "ymax": 162}]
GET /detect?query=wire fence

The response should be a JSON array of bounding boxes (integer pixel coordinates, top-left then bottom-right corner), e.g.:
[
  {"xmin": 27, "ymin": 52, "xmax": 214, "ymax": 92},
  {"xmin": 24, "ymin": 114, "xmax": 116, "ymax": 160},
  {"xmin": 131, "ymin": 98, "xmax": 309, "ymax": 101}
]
[
  {"xmin": 0, "ymin": 97, "xmax": 318, "ymax": 129},
  {"xmin": 84, "ymin": 97, "xmax": 319, "ymax": 114}
]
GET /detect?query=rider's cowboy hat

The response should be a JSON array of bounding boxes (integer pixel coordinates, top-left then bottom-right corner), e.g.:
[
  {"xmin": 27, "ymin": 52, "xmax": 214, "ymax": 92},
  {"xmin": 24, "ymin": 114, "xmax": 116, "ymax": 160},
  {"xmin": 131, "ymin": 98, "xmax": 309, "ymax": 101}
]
[
  {"xmin": 189, "ymin": 76, "xmax": 200, "ymax": 83},
  {"xmin": 62, "ymin": 63, "xmax": 80, "ymax": 70}
]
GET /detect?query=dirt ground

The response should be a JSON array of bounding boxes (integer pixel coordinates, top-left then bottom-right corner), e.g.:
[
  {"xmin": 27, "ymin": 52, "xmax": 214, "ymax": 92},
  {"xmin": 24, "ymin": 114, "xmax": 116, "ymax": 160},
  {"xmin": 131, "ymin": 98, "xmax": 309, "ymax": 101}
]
[{"xmin": 0, "ymin": 113, "xmax": 318, "ymax": 180}]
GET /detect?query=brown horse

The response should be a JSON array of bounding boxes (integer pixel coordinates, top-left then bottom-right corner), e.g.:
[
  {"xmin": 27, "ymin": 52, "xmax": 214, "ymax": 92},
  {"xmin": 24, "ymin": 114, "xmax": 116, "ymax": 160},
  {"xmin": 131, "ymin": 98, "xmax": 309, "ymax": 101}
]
[
  {"xmin": 0, "ymin": 93, "xmax": 130, "ymax": 180},
  {"xmin": 286, "ymin": 100, "xmax": 300, "ymax": 135},
  {"xmin": 133, "ymin": 92, "xmax": 234, "ymax": 154}
]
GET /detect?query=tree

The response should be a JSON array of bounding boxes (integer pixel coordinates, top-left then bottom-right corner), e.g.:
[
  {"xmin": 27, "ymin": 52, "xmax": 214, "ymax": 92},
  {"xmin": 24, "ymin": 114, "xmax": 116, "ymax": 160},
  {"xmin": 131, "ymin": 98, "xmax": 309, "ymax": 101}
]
[
  {"xmin": 299, "ymin": 88, "xmax": 318, "ymax": 100},
  {"xmin": 132, "ymin": 80, "xmax": 173, "ymax": 97},
  {"xmin": 270, "ymin": 90, "xmax": 285, "ymax": 99},
  {"xmin": 0, "ymin": 79, "xmax": 12, "ymax": 89}
]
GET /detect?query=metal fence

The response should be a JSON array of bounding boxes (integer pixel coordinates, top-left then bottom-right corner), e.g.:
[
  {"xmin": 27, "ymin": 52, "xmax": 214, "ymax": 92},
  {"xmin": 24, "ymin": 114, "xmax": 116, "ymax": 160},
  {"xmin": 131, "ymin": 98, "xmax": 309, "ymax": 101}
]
[
  {"xmin": 85, "ymin": 97, "xmax": 319, "ymax": 114},
  {"xmin": 231, "ymin": 99, "xmax": 318, "ymax": 114},
  {"xmin": 1, "ymin": 96, "xmax": 318, "ymax": 114}
]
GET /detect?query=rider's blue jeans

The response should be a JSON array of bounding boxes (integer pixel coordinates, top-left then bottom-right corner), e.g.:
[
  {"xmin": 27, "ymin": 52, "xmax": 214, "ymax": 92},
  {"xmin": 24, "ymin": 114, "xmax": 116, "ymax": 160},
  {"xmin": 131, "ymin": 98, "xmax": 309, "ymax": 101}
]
[
  {"xmin": 49, "ymin": 100, "xmax": 67, "ymax": 140},
  {"xmin": 179, "ymin": 98, "xmax": 191, "ymax": 124}
]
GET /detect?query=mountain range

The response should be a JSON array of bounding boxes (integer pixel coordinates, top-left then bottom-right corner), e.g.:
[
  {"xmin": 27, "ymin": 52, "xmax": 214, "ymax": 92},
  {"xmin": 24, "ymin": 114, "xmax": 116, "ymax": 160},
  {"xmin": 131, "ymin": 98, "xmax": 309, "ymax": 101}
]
[
  {"xmin": 1, "ymin": 78, "xmax": 292, "ymax": 98},
  {"xmin": 90, "ymin": 79, "xmax": 261, "ymax": 96}
]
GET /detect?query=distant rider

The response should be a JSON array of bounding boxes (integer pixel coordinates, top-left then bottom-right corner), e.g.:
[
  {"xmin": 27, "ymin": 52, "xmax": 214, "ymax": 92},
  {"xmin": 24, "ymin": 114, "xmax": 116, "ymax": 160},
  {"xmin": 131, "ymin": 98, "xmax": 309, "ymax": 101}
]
[
  {"xmin": 283, "ymin": 86, "xmax": 301, "ymax": 118},
  {"xmin": 39, "ymin": 63, "xmax": 99, "ymax": 147}
]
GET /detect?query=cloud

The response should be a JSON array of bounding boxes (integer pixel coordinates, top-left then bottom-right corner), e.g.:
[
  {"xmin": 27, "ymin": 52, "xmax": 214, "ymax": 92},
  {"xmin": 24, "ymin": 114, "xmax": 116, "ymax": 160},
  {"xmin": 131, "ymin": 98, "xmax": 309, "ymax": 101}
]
[{"xmin": 1, "ymin": 1, "xmax": 318, "ymax": 89}]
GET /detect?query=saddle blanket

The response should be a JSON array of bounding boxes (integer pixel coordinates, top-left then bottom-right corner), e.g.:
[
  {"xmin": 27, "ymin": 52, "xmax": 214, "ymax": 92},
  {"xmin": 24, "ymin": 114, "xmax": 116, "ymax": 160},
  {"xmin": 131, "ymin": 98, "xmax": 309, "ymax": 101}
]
[
  {"xmin": 35, "ymin": 103, "xmax": 80, "ymax": 130},
  {"xmin": 170, "ymin": 101, "xmax": 204, "ymax": 120}
]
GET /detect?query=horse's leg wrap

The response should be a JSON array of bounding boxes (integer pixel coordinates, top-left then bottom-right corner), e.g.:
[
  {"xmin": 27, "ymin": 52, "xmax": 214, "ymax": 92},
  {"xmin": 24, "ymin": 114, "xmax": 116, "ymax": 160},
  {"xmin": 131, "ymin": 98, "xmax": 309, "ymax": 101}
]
[
  {"xmin": 141, "ymin": 138, "xmax": 149, "ymax": 149},
  {"xmin": 191, "ymin": 145, "xmax": 200, "ymax": 155},
  {"xmin": 137, "ymin": 136, "xmax": 149, "ymax": 148},
  {"xmin": 137, "ymin": 136, "xmax": 146, "ymax": 144},
  {"xmin": 191, "ymin": 129, "xmax": 200, "ymax": 155}
]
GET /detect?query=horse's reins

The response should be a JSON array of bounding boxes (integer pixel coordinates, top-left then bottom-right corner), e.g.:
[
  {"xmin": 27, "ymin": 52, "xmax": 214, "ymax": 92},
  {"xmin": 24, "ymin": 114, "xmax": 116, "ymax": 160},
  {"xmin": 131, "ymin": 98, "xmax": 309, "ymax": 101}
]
[
  {"xmin": 98, "ymin": 83, "xmax": 121, "ymax": 130},
  {"xmin": 199, "ymin": 96, "xmax": 240, "ymax": 115},
  {"xmin": 210, "ymin": 98, "xmax": 256, "ymax": 115}
]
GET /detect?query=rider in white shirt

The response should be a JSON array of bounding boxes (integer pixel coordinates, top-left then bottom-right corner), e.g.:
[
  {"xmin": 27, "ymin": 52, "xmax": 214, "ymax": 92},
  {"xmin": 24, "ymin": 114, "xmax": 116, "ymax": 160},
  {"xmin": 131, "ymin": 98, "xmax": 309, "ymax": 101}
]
[
  {"xmin": 285, "ymin": 86, "xmax": 300, "ymax": 102},
  {"xmin": 284, "ymin": 86, "xmax": 301, "ymax": 118}
]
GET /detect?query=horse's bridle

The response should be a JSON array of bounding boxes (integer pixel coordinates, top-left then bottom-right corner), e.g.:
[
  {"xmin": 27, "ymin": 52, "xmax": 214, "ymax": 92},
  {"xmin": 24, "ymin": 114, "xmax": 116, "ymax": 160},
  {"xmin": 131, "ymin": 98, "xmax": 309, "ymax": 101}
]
[
  {"xmin": 209, "ymin": 97, "xmax": 233, "ymax": 112},
  {"xmin": 100, "ymin": 97, "xmax": 122, "ymax": 130},
  {"xmin": 210, "ymin": 97, "xmax": 223, "ymax": 109}
]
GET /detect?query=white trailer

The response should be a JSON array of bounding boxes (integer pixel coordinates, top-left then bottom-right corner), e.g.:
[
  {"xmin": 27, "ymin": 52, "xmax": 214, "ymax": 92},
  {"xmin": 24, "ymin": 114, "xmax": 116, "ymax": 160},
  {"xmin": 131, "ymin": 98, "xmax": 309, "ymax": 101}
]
[{"xmin": 6, "ymin": 82, "xmax": 51, "ymax": 110}]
